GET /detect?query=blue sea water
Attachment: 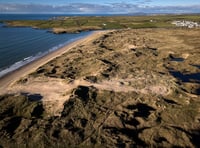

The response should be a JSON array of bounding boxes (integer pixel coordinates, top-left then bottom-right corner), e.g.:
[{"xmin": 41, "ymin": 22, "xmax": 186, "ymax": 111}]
[
  {"xmin": 0, "ymin": 14, "xmax": 116, "ymax": 21},
  {"xmin": 0, "ymin": 14, "xmax": 68, "ymax": 20},
  {"xmin": 0, "ymin": 14, "xmax": 92, "ymax": 77}
]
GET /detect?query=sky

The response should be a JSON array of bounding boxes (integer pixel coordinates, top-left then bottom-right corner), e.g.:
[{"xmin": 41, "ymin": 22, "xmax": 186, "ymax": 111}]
[{"xmin": 0, "ymin": 0, "xmax": 200, "ymax": 14}]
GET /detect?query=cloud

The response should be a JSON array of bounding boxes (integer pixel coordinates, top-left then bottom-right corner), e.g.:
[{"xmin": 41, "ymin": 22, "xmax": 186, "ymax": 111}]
[
  {"xmin": 0, "ymin": 3, "xmax": 112, "ymax": 14},
  {"xmin": 135, "ymin": 0, "xmax": 152, "ymax": 5},
  {"xmin": 0, "ymin": 2, "xmax": 200, "ymax": 14},
  {"xmin": 142, "ymin": 5, "xmax": 200, "ymax": 13}
]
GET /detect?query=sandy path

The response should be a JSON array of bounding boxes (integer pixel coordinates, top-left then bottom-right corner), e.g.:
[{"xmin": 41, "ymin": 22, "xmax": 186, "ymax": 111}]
[
  {"xmin": 0, "ymin": 31, "xmax": 107, "ymax": 93},
  {"xmin": 4, "ymin": 76, "xmax": 170, "ymax": 116}
]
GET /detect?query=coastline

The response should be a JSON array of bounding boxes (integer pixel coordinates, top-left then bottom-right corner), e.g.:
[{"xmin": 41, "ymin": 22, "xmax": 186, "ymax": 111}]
[
  {"xmin": 0, "ymin": 28, "xmax": 200, "ymax": 147},
  {"xmin": 0, "ymin": 30, "xmax": 106, "ymax": 93}
]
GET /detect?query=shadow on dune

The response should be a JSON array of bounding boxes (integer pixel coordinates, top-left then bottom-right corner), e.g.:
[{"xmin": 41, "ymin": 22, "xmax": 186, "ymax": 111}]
[
  {"xmin": 21, "ymin": 92, "xmax": 43, "ymax": 101},
  {"xmin": 169, "ymin": 71, "xmax": 200, "ymax": 84},
  {"xmin": 170, "ymin": 126, "xmax": 200, "ymax": 148}
]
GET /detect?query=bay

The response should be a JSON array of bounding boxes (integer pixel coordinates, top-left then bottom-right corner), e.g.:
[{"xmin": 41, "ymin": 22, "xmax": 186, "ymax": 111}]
[{"xmin": 0, "ymin": 15, "xmax": 92, "ymax": 77}]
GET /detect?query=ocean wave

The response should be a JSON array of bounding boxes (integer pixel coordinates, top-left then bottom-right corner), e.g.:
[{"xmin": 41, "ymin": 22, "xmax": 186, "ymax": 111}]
[{"xmin": 0, "ymin": 55, "xmax": 36, "ymax": 78}]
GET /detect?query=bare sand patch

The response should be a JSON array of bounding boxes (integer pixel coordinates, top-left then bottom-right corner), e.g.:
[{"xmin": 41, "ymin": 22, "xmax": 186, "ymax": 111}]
[{"xmin": 6, "ymin": 74, "xmax": 172, "ymax": 116}]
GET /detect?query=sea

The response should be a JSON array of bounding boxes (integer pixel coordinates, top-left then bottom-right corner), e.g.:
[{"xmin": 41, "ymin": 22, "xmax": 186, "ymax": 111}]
[{"xmin": 0, "ymin": 14, "xmax": 92, "ymax": 78}]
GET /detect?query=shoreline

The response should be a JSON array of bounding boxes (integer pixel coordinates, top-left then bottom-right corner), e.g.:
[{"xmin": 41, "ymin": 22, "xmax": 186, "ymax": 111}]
[
  {"xmin": 0, "ymin": 28, "xmax": 200, "ymax": 147},
  {"xmin": 0, "ymin": 30, "xmax": 106, "ymax": 93}
]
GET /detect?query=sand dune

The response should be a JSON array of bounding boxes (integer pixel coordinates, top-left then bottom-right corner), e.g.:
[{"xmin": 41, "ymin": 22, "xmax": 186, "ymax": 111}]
[{"xmin": 0, "ymin": 28, "xmax": 200, "ymax": 147}]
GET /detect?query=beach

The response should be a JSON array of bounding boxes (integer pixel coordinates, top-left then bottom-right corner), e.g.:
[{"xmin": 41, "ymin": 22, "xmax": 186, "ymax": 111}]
[
  {"xmin": 0, "ymin": 28, "xmax": 200, "ymax": 147},
  {"xmin": 0, "ymin": 31, "xmax": 106, "ymax": 93}
]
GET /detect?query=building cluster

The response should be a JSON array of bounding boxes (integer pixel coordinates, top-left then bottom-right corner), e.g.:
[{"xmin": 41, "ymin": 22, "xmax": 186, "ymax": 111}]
[{"xmin": 172, "ymin": 20, "xmax": 200, "ymax": 28}]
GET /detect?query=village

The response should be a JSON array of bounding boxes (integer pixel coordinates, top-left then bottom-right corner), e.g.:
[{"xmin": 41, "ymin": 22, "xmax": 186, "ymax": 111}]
[{"xmin": 172, "ymin": 20, "xmax": 200, "ymax": 28}]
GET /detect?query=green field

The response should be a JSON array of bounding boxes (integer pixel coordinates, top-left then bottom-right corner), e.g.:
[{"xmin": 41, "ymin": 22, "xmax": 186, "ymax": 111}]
[{"xmin": 3, "ymin": 14, "xmax": 200, "ymax": 33}]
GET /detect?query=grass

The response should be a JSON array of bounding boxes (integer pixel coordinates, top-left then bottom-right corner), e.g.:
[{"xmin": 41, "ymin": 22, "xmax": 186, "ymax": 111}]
[{"xmin": 3, "ymin": 14, "xmax": 200, "ymax": 33}]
